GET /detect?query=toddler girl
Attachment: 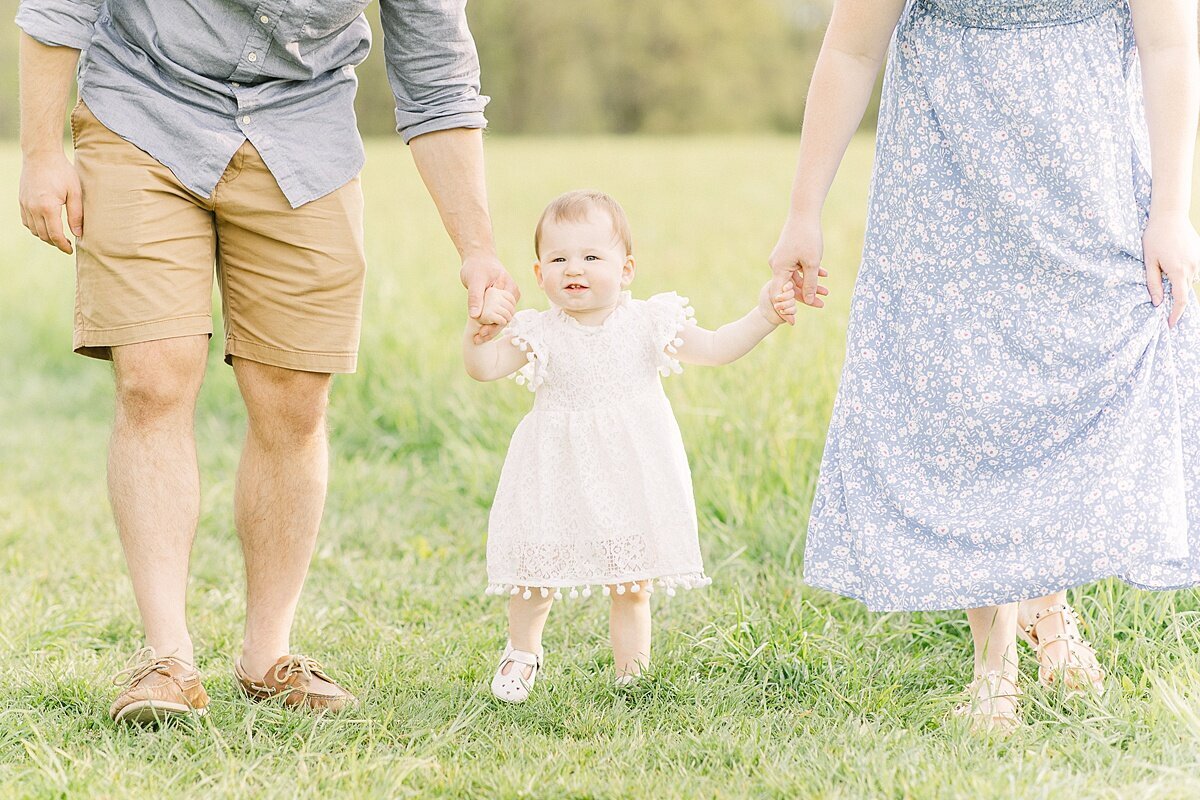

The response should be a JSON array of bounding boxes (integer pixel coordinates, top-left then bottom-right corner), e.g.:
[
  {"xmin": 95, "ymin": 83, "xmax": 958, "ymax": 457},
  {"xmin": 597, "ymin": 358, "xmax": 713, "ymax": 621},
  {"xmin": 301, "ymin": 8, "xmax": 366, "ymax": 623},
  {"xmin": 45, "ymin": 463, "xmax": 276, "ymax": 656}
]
[{"xmin": 463, "ymin": 190, "xmax": 815, "ymax": 703}]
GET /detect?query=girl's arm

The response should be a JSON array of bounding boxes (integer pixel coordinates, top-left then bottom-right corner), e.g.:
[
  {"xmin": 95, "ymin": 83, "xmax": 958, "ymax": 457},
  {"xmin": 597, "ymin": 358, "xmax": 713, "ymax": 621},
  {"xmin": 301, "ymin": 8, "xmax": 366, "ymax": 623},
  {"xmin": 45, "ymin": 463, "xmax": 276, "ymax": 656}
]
[
  {"xmin": 463, "ymin": 288, "xmax": 527, "ymax": 381},
  {"xmin": 674, "ymin": 283, "xmax": 796, "ymax": 367},
  {"xmin": 769, "ymin": 0, "xmax": 908, "ymax": 313},
  {"xmin": 1129, "ymin": 0, "xmax": 1200, "ymax": 329},
  {"xmin": 463, "ymin": 320, "xmax": 528, "ymax": 381}
]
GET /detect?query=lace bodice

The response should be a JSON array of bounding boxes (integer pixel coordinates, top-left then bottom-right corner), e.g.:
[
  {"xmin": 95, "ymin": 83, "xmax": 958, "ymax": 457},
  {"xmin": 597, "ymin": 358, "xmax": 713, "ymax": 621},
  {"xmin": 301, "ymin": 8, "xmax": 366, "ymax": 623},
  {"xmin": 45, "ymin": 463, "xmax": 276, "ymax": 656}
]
[{"xmin": 504, "ymin": 291, "xmax": 695, "ymax": 412}]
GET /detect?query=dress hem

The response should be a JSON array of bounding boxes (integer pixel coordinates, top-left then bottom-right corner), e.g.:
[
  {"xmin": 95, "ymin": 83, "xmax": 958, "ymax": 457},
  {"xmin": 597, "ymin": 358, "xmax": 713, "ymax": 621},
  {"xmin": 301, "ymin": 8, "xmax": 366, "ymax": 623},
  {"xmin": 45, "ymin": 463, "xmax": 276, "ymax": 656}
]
[
  {"xmin": 485, "ymin": 571, "xmax": 711, "ymax": 600},
  {"xmin": 803, "ymin": 570, "xmax": 1199, "ymax": 613}
]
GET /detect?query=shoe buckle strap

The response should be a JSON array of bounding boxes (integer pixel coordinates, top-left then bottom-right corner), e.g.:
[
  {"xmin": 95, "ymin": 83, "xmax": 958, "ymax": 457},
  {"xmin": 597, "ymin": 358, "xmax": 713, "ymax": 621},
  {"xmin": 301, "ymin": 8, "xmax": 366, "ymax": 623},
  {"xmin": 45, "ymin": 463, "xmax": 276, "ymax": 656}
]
[{"xmin": 503, "ymin": 650, "xmax": 541, "ymax": 669}]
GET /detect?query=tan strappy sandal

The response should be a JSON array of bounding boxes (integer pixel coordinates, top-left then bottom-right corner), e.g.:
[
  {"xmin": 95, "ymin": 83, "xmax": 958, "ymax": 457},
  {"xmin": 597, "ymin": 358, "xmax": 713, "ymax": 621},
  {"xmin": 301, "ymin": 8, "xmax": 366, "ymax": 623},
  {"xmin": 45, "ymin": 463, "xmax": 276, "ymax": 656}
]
[
  {"xmin": 953, "ymin": 671, "xmax": 1022, "ymax": 734},
  {"xmin": 1017, "ymin": 602, "xmax": 1105, "ymax": 695}
]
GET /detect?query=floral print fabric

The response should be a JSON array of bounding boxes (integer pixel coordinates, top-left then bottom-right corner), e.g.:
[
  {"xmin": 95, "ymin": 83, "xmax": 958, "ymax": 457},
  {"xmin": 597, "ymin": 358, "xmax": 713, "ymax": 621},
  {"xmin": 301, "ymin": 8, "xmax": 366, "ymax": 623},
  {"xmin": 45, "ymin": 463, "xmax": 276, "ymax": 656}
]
[{"xmin": 802, "ymin": 0, "xmax": 1200, "ymax": 611}]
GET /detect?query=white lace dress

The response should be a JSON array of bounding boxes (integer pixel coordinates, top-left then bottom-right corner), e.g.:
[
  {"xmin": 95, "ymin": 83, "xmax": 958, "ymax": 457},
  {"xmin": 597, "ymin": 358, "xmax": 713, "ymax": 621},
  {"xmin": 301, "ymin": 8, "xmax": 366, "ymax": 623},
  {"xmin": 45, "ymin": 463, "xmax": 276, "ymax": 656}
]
[{"xmin": 484, "ymin": 291, "xmax": 712, "ymax": 601}]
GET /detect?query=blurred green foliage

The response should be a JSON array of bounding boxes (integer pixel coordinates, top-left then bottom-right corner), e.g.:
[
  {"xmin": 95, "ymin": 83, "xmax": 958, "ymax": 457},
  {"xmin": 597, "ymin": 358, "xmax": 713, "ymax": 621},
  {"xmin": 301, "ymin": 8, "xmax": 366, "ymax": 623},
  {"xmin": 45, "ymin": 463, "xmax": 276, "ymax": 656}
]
[{"xmin": 1, "ymin": 0, "xmax": 861, "ymax": 138}]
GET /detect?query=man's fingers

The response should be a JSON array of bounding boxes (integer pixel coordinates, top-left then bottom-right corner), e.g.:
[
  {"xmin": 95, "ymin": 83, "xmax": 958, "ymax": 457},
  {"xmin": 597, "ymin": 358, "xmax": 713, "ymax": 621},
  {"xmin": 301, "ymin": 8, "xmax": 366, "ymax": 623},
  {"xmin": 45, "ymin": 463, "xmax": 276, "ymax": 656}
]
[
  {"xmin": 1146, "ymin": 255, "xmax": 1164, "ymax": 307},
  {"xmin": 466, "ymin": 279, "xmax": 485, "ymax": 319},
  {"xmin": 474, "ymin": 322, "xmax": 502, "ymax": 343},
  {"xmin": 66, "ymin": 181, "xmax": 84, "ymax": 238},
  {"xmin": 41, "ymin": 207, "xmax": 73, "ymax": 254}
]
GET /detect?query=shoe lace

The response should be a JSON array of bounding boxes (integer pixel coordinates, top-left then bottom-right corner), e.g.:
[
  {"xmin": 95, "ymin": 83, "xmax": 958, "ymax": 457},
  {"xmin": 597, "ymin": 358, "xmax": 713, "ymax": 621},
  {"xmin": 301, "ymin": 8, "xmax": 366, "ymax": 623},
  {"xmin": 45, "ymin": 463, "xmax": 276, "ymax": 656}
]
[
  {"xmin": 111, "ymin": 646, "xmax": 173, "ymax": 688},
  {"xmin": 272, "ymin": 655, "xmax": 329, "ymax": 685}
]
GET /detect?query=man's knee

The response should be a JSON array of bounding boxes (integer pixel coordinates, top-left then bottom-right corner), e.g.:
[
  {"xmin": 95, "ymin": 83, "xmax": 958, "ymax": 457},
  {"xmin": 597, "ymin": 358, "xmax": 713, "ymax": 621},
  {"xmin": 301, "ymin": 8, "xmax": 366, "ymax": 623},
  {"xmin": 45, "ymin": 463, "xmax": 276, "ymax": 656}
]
[
  {"xmin": 235, "ymin": 359, "xmax": 331, "ymax": 446},
  {"xmin": 113, "ymin": 338, "xmax": 207, "ymax": 427}
]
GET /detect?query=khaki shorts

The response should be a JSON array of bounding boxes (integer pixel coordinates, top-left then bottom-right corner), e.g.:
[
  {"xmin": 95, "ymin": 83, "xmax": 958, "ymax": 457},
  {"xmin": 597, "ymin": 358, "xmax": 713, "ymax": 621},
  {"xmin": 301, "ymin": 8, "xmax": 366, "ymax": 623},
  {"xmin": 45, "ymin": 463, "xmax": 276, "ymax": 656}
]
[{"xmin": 70, "ymin": 101, "xmax": 366, "ymax": 373}]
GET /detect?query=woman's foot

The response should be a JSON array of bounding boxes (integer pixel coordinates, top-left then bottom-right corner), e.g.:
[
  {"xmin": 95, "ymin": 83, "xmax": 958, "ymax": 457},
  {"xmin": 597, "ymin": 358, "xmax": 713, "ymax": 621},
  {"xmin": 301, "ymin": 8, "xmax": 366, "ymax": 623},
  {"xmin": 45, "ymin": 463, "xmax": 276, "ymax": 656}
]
[
  {"xmin": 954, "ymin": 671, "xmax": 1021, "ymax": 734},
  {"xmin": 1017, "ymin": 601, "xmax": 1105, "ymax": 695},
  {"xmin": 490, "ymin": 642, "xmax": 542, "ymax": 703}
]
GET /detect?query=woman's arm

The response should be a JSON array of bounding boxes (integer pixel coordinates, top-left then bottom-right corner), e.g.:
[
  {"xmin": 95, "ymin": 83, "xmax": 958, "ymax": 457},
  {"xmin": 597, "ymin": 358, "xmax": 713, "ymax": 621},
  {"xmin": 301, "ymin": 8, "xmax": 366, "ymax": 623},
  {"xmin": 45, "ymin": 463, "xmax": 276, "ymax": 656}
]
[
  {"xmin": 674, "ymin": 283, "xmax": 796, "ymax": 367},
  {"xmin": 769, "ymin": 0, "xmax": 908, "ymax": 314},
  {"xmin": 1129, "ymin": 0, "xmax": 1200, "ymax": 328}
]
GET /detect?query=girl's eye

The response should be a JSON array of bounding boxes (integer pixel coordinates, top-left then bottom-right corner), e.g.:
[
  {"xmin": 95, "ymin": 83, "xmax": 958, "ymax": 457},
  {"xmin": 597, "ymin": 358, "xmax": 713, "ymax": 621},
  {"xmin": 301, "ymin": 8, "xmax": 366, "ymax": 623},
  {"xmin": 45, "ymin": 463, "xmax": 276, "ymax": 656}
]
[
  {"xmin": 552, "ymin": 257, "xmax": 566, "ymax": 263},
  {"xmin": 585, "ymin": 255, "xmax": 599, "ymax": 261}
]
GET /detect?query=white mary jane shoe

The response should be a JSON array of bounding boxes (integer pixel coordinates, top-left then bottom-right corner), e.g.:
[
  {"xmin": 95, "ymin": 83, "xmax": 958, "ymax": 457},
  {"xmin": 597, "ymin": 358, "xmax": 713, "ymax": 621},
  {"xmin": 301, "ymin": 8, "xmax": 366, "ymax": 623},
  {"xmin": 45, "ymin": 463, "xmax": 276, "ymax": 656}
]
[{"xmin": 490, "ymin": 642, "xmax": 543, "ymax": 704}]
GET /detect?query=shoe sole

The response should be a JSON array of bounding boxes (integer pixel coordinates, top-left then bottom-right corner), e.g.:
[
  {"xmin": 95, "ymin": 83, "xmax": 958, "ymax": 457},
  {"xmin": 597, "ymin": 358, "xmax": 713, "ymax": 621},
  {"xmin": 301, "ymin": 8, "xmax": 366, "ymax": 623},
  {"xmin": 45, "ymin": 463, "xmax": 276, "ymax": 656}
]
[{"xmin": 113, "ymin": 700, "xmax": 207, "ymax": 725}]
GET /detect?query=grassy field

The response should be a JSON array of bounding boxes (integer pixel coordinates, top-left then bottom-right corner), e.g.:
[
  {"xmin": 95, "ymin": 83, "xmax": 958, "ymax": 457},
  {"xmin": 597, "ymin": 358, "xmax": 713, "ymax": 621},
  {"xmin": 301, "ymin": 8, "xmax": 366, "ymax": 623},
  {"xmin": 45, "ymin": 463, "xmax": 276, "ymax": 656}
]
[{"xmin": 1, "ymin": 136, "xmax": 1200, "ymax": 799}]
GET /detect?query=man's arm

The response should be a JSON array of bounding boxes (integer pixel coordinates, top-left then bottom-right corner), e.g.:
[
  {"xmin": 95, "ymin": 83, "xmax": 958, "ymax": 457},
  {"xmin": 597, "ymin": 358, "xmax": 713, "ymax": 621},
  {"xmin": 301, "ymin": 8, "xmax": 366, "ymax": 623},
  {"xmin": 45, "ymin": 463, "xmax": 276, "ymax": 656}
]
[
  {"xmin": 409, "ymin": 128, "xmax": 517, "ymax": 320},
  {"xmin": 18, "ymin": 32, "xmax": 83, "ymax": 254},
  {"xmin": 379, "ymin": 0, "xmax": 517, "ymax": 338}
]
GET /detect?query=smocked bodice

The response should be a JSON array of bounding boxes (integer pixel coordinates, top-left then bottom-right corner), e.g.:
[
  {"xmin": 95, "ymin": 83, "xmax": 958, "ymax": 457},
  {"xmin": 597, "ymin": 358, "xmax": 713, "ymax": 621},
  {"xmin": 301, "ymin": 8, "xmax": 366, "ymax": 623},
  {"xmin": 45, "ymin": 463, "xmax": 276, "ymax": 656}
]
[{"xmin": 920, "ymin": 0, "xmax": 1119, "ymax": 28}]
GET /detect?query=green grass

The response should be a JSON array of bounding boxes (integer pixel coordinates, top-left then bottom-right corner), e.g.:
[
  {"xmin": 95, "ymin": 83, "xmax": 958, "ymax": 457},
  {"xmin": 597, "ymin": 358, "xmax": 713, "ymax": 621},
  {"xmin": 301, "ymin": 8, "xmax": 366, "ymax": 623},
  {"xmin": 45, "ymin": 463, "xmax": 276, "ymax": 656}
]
[{"xmin": 2, "ymin": 136, "xmax": 1200, "ymax": 799}]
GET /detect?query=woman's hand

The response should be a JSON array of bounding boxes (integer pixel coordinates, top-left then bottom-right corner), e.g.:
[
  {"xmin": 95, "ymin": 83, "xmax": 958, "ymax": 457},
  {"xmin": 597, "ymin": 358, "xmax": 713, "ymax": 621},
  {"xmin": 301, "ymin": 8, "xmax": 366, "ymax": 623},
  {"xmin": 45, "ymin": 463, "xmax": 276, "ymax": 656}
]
[
  {"xmin": 768, "ymin": 213, "xmax": 829, "ymax": 324},
  {"xmin": 1143, "ymin": 213, "xmax": 1200, "ymax": 329}
]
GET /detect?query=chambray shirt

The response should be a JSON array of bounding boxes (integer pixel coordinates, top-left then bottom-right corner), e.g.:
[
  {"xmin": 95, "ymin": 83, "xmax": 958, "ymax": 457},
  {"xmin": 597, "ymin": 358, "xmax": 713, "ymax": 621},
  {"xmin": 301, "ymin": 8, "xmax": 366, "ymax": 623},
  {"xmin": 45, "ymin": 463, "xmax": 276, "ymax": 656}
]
[{"xmin": 16, "ymin": 1, "xmax": 489, "ymax": 207}]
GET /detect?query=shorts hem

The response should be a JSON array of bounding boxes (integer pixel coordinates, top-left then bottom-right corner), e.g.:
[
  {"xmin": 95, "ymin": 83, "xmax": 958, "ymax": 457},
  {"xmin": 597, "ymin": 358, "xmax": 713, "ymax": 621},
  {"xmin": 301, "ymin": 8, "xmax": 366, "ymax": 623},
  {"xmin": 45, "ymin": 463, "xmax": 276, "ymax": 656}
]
[
  {"xmin": 73, "ymin": 316, "xmax": 213, "ymax": 361},
  {"xmin": 224, "ymin": 337, "xmax": 358, "ymax": 374}
]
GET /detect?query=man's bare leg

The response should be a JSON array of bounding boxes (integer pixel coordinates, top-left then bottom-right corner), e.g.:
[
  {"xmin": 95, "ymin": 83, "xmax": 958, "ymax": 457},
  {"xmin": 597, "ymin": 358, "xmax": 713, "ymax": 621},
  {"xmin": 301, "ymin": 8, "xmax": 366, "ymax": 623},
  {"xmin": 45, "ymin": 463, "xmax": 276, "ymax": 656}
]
[
  {"xmin": 109, "ymin": 336, "xmax": 209, "ymax": 664},
  {"xmin": 232, "ymin": 357, "xmax": 332, "ymax": 678}
]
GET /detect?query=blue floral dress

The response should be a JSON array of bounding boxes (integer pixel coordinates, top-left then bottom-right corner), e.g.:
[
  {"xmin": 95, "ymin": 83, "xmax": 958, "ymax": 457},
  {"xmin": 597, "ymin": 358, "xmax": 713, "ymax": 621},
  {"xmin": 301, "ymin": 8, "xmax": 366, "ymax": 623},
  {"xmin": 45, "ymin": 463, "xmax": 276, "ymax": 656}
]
[{"xmin": 803, "ymin": 0, "xmax": 1200, "ymax": 611}]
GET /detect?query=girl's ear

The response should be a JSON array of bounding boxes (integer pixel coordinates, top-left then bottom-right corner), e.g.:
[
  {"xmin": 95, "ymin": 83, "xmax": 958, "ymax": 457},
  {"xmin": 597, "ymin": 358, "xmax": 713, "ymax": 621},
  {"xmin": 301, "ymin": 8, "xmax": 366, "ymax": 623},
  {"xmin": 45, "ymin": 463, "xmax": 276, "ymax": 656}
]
[
  {"xmin": 620, "ymin": 256, "xmax": 636, "ymax": 288},
  {"xmin": 533, "ymin": 261, "xmax": 544, "ymax": 288}
]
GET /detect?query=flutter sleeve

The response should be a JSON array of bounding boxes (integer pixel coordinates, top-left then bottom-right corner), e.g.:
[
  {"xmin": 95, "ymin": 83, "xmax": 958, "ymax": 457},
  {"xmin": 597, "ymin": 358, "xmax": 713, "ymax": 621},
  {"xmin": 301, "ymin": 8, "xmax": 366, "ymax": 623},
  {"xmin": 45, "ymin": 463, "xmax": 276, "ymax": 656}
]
[
  {"xmin": 502, "ymin": 309, "xmax": 548, "ymax": 391},
  {"xmin": 644, "ymin": 292, "xmax": 697, "ymax": 377}
]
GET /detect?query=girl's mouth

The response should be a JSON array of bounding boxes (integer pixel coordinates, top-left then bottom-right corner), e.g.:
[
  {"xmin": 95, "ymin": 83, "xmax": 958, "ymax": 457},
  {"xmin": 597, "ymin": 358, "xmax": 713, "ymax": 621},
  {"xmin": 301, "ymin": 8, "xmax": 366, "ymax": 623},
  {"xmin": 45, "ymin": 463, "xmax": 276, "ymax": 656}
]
[{"xmin": 564, "ymin": 283, "xmax": 589, "ymax": 293}]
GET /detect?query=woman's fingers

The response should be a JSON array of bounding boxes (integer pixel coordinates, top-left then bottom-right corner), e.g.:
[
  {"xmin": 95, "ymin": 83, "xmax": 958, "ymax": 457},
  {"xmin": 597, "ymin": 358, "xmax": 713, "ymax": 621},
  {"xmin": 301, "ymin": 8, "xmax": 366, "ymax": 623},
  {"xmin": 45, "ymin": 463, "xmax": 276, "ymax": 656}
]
[
  {"xmin": 1168, "ymin": 277, "xmax": 1188, "ymax": 328},
  {"xmin": 1146, "ymin": 252, "xmax": 1165, "ymax": 307}
]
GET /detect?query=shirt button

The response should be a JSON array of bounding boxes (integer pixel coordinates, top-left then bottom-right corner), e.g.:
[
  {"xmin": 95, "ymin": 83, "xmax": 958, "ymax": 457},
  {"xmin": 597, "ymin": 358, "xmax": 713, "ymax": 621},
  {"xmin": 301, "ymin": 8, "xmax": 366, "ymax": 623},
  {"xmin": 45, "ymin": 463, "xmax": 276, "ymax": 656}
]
[
  {"xmin": 247, "ymin": 52, "xmax": 258, "ymax": 62},
  {"xmin": 242, "ymin": 115, "xmax": 251, "ymax": 124},
  {"xmin": 231, "ymin": 81, "xmax": 240, "ymax": 87},
  {"xmin": 260, "ymin": 15, "xmax": 269, "ymax": 23}
]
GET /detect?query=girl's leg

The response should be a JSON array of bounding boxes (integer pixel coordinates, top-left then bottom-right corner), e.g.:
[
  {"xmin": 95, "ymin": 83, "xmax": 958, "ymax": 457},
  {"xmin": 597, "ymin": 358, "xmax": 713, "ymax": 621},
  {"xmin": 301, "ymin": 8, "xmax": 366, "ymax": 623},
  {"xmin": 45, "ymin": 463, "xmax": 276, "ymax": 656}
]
[
  {"xmin": 609, "ymin": 581, "xmax": 652, "ymax": 679},
  {"xmin": 504, "ymin": 590, "xmax": 553, "ymax": 680},
  {"xmin": 961, "ymin": 603, "xmax": 1021, "ymax": 726}
]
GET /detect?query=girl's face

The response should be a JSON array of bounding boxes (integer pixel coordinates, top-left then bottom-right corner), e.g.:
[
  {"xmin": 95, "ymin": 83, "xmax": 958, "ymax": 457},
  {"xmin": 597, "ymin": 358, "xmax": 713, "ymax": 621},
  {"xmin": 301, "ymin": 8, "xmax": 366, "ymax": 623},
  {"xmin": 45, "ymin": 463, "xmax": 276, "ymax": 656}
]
[{"xmin": 534, "ymin": 210, "xmax": 634, "ymax": 322}]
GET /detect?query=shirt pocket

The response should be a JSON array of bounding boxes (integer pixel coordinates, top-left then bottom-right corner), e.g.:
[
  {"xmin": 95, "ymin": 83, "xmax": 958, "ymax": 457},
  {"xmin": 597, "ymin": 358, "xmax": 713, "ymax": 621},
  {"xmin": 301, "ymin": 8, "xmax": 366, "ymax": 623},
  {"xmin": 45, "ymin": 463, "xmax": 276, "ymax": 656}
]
[{"xmin": 301, "ymin": 0, "xmax": 368, "ymax": 39}]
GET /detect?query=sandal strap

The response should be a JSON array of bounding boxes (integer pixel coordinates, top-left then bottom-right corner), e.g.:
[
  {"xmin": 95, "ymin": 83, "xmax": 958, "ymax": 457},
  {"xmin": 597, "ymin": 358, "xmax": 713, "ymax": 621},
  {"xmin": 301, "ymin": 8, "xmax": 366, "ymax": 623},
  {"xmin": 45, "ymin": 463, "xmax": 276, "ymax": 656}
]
[
  {"xmin": 966, "ymin": 671, "xmax": 1021, "ymax": 697},
  {"xmin": 1023, "ymin": 602, "xmax": 1074, "ymax": 639}
]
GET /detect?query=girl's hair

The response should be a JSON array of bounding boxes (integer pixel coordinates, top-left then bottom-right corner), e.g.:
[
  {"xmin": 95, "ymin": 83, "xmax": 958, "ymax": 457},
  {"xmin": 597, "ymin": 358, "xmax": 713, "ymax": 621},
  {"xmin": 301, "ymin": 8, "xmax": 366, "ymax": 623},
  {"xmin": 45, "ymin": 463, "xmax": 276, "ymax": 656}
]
[{"xmin": 534, "ymin": 190, "xmax": 633, "ymax": 258}]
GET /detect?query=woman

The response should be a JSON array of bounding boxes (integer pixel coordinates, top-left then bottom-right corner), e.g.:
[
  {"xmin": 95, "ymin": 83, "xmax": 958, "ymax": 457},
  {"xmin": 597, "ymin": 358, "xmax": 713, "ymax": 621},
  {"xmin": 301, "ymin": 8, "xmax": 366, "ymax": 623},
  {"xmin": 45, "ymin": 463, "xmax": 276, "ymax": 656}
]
[{"xmin": 772, "ymin": 0, "xmax": 1200, "ymax": 731}]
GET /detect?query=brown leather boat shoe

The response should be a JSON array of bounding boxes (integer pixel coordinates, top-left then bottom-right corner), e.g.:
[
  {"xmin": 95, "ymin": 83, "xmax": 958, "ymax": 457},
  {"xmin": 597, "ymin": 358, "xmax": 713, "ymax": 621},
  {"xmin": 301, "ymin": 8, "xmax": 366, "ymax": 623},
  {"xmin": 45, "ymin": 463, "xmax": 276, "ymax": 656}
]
[
  {"xmin": 234, "ymin": 654, "xmax": 357, "ymax": 713},
  {"xmin": 109, "ymin": 647, "xmax": 210, "ymax": 725}
]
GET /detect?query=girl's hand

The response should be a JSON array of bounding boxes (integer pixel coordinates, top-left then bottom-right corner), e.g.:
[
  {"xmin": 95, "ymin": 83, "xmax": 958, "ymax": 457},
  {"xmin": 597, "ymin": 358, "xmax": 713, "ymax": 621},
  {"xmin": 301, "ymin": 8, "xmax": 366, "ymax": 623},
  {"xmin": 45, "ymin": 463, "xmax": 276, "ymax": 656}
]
[
  {"xmin": 768, "ymin": 213, "xmax": 829, "ymax": 323},
  {"xmin": 1144, "ymin": 214, "xmax": 1200, "ymax": 329},
  {"xmin": 759, "ymin": 281, "xmax": 797, "ymax": 326},
  {"xmin": 472, "ymin": 287, "xmax": 516, "ymax": 344}
]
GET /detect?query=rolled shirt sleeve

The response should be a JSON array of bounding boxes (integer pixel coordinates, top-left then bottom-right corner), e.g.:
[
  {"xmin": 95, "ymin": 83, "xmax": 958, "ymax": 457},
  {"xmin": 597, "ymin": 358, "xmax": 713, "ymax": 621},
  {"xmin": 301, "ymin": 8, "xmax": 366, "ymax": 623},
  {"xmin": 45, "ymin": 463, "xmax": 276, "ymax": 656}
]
[
  {"xmin": 379, "ymin": 0, "xmax": 489, "ymax": 143},
  {"xmin": 15, "ymin": 0, "xmax": 103, "ymax": 50}
]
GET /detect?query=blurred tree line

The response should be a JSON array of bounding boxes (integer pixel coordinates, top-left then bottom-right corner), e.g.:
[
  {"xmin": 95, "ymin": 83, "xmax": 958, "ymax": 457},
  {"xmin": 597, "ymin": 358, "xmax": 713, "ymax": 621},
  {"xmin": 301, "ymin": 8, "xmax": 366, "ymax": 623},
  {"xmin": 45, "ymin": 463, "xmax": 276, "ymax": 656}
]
[{"xmin": 0, "ymin": 0, "xmax": 864, "ymax": 139}]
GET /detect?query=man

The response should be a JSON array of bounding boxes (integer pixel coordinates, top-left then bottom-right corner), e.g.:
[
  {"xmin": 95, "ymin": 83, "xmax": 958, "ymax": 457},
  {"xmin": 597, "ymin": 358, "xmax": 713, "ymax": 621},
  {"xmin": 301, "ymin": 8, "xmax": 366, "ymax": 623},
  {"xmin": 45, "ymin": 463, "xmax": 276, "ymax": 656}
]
[{"xmin": 16, "ymin": 0, "xmax": 518, "ymax": 724}]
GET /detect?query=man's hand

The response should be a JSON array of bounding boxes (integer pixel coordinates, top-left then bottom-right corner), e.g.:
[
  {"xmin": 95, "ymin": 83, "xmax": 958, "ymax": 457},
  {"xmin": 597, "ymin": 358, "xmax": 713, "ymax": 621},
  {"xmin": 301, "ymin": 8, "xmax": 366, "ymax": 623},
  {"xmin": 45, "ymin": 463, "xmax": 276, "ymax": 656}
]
[
  {"xmin": 19, "ymin": 151, "xmax": 83, "ymax": 255},
  {"xmin": 461, "ymin": 254, "xmax": 521, "ymax": 343}
]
